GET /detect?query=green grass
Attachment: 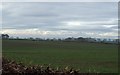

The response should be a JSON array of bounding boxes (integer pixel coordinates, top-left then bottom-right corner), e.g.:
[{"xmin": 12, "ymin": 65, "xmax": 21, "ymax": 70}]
[{"xmin": 2, "ymin": 39, "xmax": 118, "ymax": 73}]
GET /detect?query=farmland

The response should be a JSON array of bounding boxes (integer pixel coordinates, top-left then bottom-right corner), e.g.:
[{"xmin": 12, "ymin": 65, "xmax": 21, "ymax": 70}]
[{"xmin": 2, "ymin": 39, "xmax": 118, "ymax": 73}]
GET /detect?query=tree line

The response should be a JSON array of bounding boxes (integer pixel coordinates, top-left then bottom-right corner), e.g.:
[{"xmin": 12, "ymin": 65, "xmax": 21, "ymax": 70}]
[{"xmin": 0, "ymin": 34, "xmax": 119, "ymax": 44}]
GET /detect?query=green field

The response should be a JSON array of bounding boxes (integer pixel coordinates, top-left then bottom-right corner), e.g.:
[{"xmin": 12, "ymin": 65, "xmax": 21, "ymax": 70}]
[{"xmin": 2, "ymin": 39, "xmax": 118, "ymax": 73}]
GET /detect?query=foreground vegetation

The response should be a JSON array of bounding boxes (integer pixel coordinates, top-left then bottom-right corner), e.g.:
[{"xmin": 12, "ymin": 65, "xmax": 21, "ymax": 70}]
[
  {"xmin": 2, "ymin": 39, "xmax": 118, "ymax": 73},
  {"xmin": 2, "ymin": 57, "xmax": 80, "ymax": 75},
  {"xmin": 3, "ymin": 57, "xmax": 119, "ymax": 75}
]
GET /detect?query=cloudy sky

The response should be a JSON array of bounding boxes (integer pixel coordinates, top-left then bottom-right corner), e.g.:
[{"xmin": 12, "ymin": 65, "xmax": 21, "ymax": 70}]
[{"xmin": 1, "ymin": 2, "xmax": 118, "ymax": 39}]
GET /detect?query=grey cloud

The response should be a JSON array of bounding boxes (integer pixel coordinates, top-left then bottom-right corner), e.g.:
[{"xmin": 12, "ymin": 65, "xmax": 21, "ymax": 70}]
[
  {"xmin": 2, "ymin": 2, "xmax": 118, "ymax": 38},
  {"xmin": 110, "ymin": 25, "xmax": 118, "ymax": 29}
]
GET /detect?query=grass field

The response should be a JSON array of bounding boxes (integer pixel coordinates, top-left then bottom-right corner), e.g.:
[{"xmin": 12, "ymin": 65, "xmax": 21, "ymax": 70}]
[{"xmin": 2, "ymin": 39, "xmax": 118, "ymax": 73}]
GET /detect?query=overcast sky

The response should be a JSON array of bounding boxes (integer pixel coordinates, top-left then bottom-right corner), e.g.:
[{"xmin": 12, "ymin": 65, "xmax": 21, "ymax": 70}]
[{"xmin": 1, "ymin": 2, "xmax": 118, "ymax": 39}]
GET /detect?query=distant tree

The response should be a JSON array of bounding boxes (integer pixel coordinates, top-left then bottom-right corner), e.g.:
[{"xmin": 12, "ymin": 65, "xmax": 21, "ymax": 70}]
[
  {"xmin": 16, "ymin": 37, "xmax": 20, "ymax": 40},
  {"xmin": 108, "ymin": 39, "xmax": 111, "ymax": 41},
  {"xmin": 1, "ymin": 34, "xmax": 9, "ymax": 39},
  {"xmin": 35, "ymin": 38, "xmax": 43, "ymax": 41},
  {"xmin": 65, "ymin": 37, "xmax": 74, "ymax": 41},
  {"xmin": 102, "ymin": 39, "xmax": 107, "ymax": 43},
  {"xmin": 77, "ymin": 37, "xmax": 85, "ymax": 42},
  {"xmin": 96, "ymin": 38, "xmax": 101, "ymax": 42},
  {"xmin": 114, "ymin": 39, "xmax": 119, "ymax": 44},
  {"xmin": 46, "ymin": 38, "xmax": 50, "ymax": 41},
  {"xmin": 29, "ymin": 37, "xmax": 34, "ymax": 41},
  {"xmin": 58, "ymin": 38, "xmax": 62, "ymax": 41},
  {"xmin": 86, "ymin": 38, "xmax": 96, "ymax": 42},
  {"xmin": 51, "ymin": 38, "xmax": 57, "ymax": 41}
]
